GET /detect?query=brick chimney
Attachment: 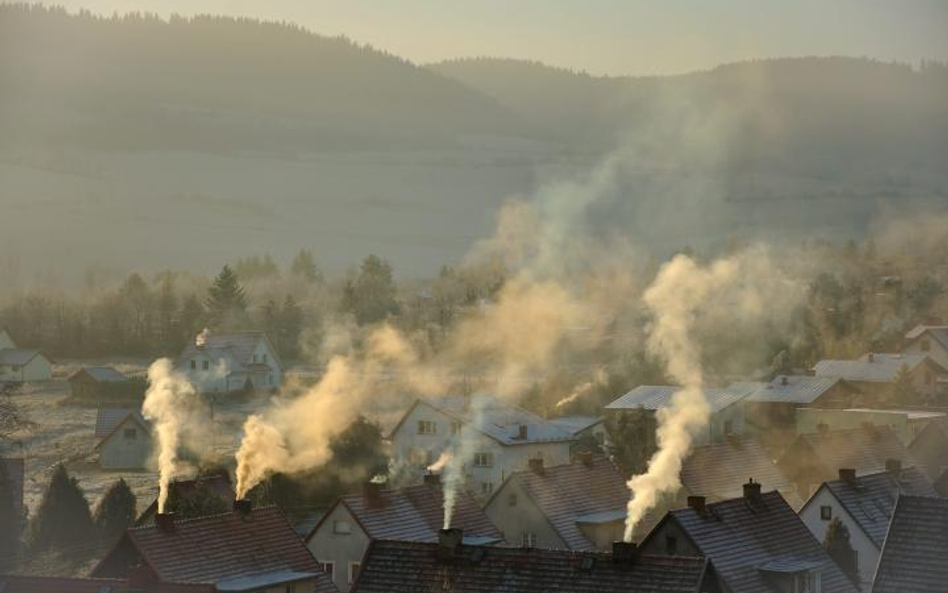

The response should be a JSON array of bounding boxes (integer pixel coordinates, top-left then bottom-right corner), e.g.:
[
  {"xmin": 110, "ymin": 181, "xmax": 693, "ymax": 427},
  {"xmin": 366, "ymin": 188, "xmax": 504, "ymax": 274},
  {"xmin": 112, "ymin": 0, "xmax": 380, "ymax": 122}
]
[
  {"xmin": 885, "ymin": 458, "xmax": 902, "ymax": 477},
  {"xmin": 364, "ymin": 481, "xmax": 384, "ymax": 508},
  {"xmin": 838, "ymin": 468, "xmax": 857, "ymax": 486},
  {"xmin": 154, "ymin": 512, "xmax": 175, "ymax": 532},
  {"xmin": 611, "ymin": 541, "xmax": 637, "ymax": 565},
  {"xmin": 577, "ymin": 451, "xmax": 594, "ymax": 467},
  {"xmin": 437, "ymin": 528, "xmax": 463, "ymax": 561},
  {"xmin": 423, "ymin": 470, "xmax": 441, "ymax": 486},
  {"xmin": 233, "ymin": 498, "xmax": 252, "ymax": 516},
  {"xmin": 780, "ymin": 376, "xmax": 789, "ymax": 386},
  {"xmin": 687, "ymin": 495, "xmax": 706, "ymax": 514},
  {"xmin": 528, "ymin": 457, "xmax": 545, "ymax": 476},
  {"xmin": 742, "ymin": 478, "xmax": 762, "ymax": 502}
]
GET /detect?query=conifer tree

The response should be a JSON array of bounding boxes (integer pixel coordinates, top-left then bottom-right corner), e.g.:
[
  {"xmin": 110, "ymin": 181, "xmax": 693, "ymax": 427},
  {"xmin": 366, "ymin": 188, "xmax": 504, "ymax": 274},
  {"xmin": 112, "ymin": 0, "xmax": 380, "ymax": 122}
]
[
  {"xmin": 823, "ymin": 517, "xmax": 859, "ymax": 584},
  {"xmin": 205, "ymin": 265, "xmax": 248, "ymax": 328},
  {"xmin": 93, "ymin": 478, "xmax": 136, "ymax": 544},
  {"xmin": 0, "ymin": 462, "xmax": 20, "ymax": 570},
  {"xmin": 29, "ymin": 464, "xmax": 94, "ymax": 553}
]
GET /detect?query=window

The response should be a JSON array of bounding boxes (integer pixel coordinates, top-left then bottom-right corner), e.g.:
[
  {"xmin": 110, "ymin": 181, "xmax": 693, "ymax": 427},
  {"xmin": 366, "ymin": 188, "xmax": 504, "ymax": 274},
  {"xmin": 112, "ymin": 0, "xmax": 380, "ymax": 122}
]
[
  {"xmin": 520, "ymin": 532, "xmax": 538, "ymax": 547},
  {"xmin": 450, "ymin": 421, "xmax": 462, "ymax": 436},
  {"xmin": 190, "ymin": 360, "xmax": 196, "ymax": 370},
  {"xmin": 202, "ymin": 360, "xmax": 209, "ymax": 371},
  {"xmin": 723, "ymin": 419, "xmax": 734, "ymax": 435},
  {"xmin": 263, "ymin": 353, "xmax": 268, "ymax": 363},
  {"xmin": 252, "ymin": 354, "xmax": 258, "ymax": 363},
  {"xmin": 507, "ymin": 493, "xmax": 517, "ymax": 507},
  {"xmin": 665, "ymin": 535, "xmax": 678, "ymax": 555},
  {"xmin": 820, "ymin": 505, "xmax": 832, "ymax": 521},
  {"xmin": 333, "ymin": 520, "xmax": 352, "ymax": 534},
  {"xmin": 123, "ymin": 428, "xmax": 137, "ymax": 440},
  {"xmin": 321, "ymin": 562, "xmax": 335, "ymax": 580},
  {"xmin": 921, "ymin": 338, "xmax": 931, "ymax": 352},
  {"xmin": 480, "ymin": 481, "xmax": 494, "ymax": 495},
  {"xmin": 418, "ymin": 420, "xmax": 436, "ymax": 435},
  {"xmin": 348, "ymin": 562, "xmax": 360, "ymax": 584},
  {"xmin": 473, "ymin": 452, "xmax": 494, "ymax": 467}
]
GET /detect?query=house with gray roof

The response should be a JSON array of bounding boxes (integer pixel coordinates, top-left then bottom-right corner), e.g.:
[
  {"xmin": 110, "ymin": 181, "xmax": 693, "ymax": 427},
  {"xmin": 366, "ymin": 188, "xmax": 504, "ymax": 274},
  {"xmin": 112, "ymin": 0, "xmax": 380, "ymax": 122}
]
[
  {"xmin": 176, "ymin": 330, "xmax": 283, "ymax": 394},
  {"xmin": 389, "ymin": 394, "xmax": 575, "ymax": 500},
  {"xmin": 548, "ymin": 415, "xmax": 610, "ymax": 452},
  {"xmin": 94, "ymin": 407, "xmax": 152, "ymax": 469},
  {"xmin": 0, "ymin": 328, "xmax": 52, "ymax": 383},
  {"xmin": 68, "ymin": 366, "xmax": 129, "ymax": 400},
  {"xmin": 813, "ymin": 352, "xmax": 947, "ymax": 403},
  {"xmin": 640, "ymin": 483, "xmax": 859, "ymax": 593},
  {"xmin": 909, "ymin": 418, "xmax": 948, "ymax": 480},
  {"xmin": 744, "ymin": 375, "xmax": 857, "ymax": 444},
  {"xmin": 871, "ymin": 495, "xmax": 948, "ymax": 593},
  {"xmin": 904, "ymin": 324, "xmax": 948, "ymax": 370},
  {"xmin": 606, "ymin": 382, "xmax": 765, "ymax": 445},
  {"xmin": 799, "ymin": 463, "xmax": 937, "ymax": 589}
]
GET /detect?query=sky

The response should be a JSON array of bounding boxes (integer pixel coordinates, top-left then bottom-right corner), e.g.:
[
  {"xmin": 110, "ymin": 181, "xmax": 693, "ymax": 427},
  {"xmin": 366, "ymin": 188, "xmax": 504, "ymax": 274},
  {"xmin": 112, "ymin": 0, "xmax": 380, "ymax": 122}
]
[{"xmin": 34, "ymin": 0, "xmax": 948, "ymax": 75}]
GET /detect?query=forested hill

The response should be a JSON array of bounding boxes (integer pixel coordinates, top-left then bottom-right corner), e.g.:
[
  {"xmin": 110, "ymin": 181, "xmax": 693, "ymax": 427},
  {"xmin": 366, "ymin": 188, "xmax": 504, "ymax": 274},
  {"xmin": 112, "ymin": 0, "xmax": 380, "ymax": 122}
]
[{"xmin": 0, "ymin": 4, "xmax": 521, "ymax": 151}]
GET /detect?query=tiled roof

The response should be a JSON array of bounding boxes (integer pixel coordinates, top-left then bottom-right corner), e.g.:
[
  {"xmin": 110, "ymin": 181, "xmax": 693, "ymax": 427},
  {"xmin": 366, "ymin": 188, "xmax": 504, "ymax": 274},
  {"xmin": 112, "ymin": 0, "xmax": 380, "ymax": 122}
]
[
  {"xmin": 785, "ymin": 426, "xmax": 922, "ymax": 477},
  {"xmin": 135, "ymin": 474, "xmax": 235, "ymax": 526},
  {"xmin": 352, "ymin": 539, "xmax": 708, "ymax": 593},
  {"xmin": 652, "ymin": 491, "xmax": 858, "ymax": 593},
  {"xmin": 407, "ymin": 395, "xmax": 576, "ymax": 446},
  {"xmin": 95, "ymin": 507, "xmax": 334, "ymax": 592},
  {"xmin": 316, "ymin": 481, "xmax": 501, "ymax": 544},
  {"xmin": 606, "ymin": 383, "xmax": 763, "ymax": 414},
  {"xmin": 0, "ymin": 349, "xmax": 43, "ymax": 366},
  {"xmin": 74, "ymin": 366, "xmax": 128, "ymax": 383},
  {"xmin": 548, "ymin": 415, "xmax": 603, "ymax": 435},
  {"xmin": 816, "ymin": 467, "xmax": 937, "ymax": 547},
  {"xmin": 813, "ymin": 353, "xmax": 941, "ymax": 383},
  {"xmin": 95, "ymin": 408, "xmax": 150, "ymax": 438},
  {"xmin": 0, "ymin": 576, "xmax": 213, "ymax": 593},
  {"xmin": 496, "ymin": 457, "xmax": 629, "ymax": 551},
  {"xmin": 871, "ymin": 495, "xmax": 948, "ymax": 593},
  {"xmin": 177, "ymin": 331, "xmax": 282, "ymax": 374},
  {"xmin": 904, "ymin": 324, "xmax": 948, "ymax": 349},
  {"xmin": 746, "ymin": 375, "xmax": 844, "ymax": 404},
  {"xmin": 681, "ymin": 439, "xmax": 797, "ymax": 503}
]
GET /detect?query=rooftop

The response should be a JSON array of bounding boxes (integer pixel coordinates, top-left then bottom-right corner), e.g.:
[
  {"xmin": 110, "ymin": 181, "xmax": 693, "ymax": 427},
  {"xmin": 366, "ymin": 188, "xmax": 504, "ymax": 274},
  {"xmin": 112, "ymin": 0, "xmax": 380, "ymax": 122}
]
[
  {"xmin": 0, "ymin": 349, "xmax": 44, "ymax": 366},
  {"xmin": 73, "ymin": 366, "xmax": 129, "ymax": 383},
  {"xmin": 904, "ymin": 324, "xmax": 948, "ymax": 349},
  {"xmin": 95, "ymin": 408, "xmax": 150, "ymax": 439},
  {"xmin": 548, "ymin": 415, "xmax": 603, "ymax": 435},
  {"xmin": 871, "ymin": 495, "xmax": 948, "ymax": 593},
  {"xmin": 177, "ymin": 330, "xmax": 281, "ymax": 374},
  {"xmin": 783, "ymin": 425, "xmax": 922, "ymax": 477},
  {"xmin": 606, "ymin": 382, "xmax": 764, "ymax": 414},
  {"xmin": 351, "ymin": 539, "xmax": 709, "ymax": 593},
  {"xmin": 746, "ymin": 375, "xmax": 844, "ymax": 404},
  {"xmin": 813, "ymin": 353, "xmax": 942, "ymax": 383},
  {"xmin": 681, "ymin": 439, "xmax": 797, "ymax": 504}
]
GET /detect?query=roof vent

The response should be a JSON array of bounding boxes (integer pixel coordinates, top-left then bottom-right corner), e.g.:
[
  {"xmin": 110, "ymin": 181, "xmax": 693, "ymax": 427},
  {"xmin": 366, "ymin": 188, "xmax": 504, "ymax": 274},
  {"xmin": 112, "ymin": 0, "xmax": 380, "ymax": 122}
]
[
  {"xmin": 743, "ymin": 478, "xmax": 762, "ymax": 502},
  {"xmin": 687, "ymin": 495, "xmax": 707, "ymax": 514},
  {"xmin": 528, "ymin": 457, "xmax": 545, "ymax": 476},
  {"xmin": 154, "ymin": 512, "xmax": 175, "ymax": 532},
  {"xmin": 611, "ymin": 541, "xmax": 637, "ymax": 566},
  {"xmin": 838, "ymin": 468, "xmax": 857, "ymax": 486}
]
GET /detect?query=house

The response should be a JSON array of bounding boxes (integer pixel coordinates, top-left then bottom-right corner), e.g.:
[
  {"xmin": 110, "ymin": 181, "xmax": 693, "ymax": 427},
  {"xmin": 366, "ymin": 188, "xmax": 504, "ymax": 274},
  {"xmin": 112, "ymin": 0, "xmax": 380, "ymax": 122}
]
[
  {"xmin": 640, "ymin": 483, "xmax": 859, "ymax": 593},
  {"xmin": 813, "ymin": 353, "xmax": 947, "ymax": 403},
  {"xmin": 605, "ymin": 382, "xmax": 764, "ymax": 446},
  {"xmin": 743, "ymin": 375, "xmax": 856, "ymax": 445},
  {"xmin": 68, "ymin": 366, "xmax": 129, "ymax": 399},
  {"xmin": 484, "ymin": 455, "xmax": 628, "ymax": 551},
  {"xmin": 92, "ymin": 503, "xmax": 336, "ymax": 593},
  {"xmin": 135, "ymin": 473, "xmax": 235, "ymax": 526},
  {"xmin": 306, "ymin": 476, "xmax": 501, "ymax": 592},
  {"xmin": 798, "ymin": 463, "xmax": 937, "ymax": 589},
  {"xmin": 176, "ymin": 330, "xmax": 283, "ymax": 394},
  {"xmin": 870, "ymin": 495, "xmax": 948, "ymax": 593},
  {"xmin": 0, "ymin": 328, "xmax": 52, "ymax": 382},
  {"xmin": 903, "ymin": 324, "xmax": 948, "ymax": 369},
  {"xmin": 777, "ymin": 425, "xmax": 923, "ymax": 497},
  {"xmin": 0, "ymin": 457, "xmax": 24, "ymax": 529},
  {"xmin": 796, "ymin": 407, "xmax": 945, "ymax": 445},
  {"xmin": 0, "ymin": 575, "xmax": 214, "ymax": 593},
  {"xmin": 94, "ymin": 408, "xmax": 152, "ymax": 470},
  {"xmin": 388, "ymin": 394, "xmax": 575, "ymax": 498},
  {"xmin": 907, "ymin": 418, "xmax": 948, "ymax": 480},
  {"xmin": 350, "ymin": 531, "xmax": 714, "ymax": 593},
  {"xmin": 680, "ymin": 438, "xmax": 801, "ymax": 508},
  {"xmin": 548, "ymin": 415, "xmax": 610, "ymax": 453}
]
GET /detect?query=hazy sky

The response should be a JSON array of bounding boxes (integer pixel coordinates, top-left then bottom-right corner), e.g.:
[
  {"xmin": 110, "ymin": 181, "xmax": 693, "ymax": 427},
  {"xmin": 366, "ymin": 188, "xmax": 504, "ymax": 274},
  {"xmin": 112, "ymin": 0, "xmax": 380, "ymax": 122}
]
[{"xmin": 22, "ymin": 0, "xmax": 948, "ymax": 75}]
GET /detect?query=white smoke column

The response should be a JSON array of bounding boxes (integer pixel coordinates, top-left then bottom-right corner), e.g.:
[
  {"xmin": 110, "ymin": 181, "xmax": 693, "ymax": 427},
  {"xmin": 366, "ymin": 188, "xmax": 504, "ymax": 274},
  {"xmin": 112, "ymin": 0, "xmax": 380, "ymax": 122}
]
[
  {"xmin": 440, "ymin": 395, "xmax": 487, "ymax": 529},
  {"xmin": 142, "ymin": 358, "xmax": 198, "ymax": 513}
]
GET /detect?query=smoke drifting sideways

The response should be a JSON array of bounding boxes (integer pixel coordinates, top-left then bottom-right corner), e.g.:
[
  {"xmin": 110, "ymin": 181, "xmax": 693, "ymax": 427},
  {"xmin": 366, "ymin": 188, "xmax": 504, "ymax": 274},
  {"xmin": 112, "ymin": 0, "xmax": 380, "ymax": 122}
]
[
  {"xmin": 622, "ymin": 248, "xmax": 802, "ymax": 540},
  {"xmin": 141, "ymin": 358, "xmax": 211, "ymax": 513}
]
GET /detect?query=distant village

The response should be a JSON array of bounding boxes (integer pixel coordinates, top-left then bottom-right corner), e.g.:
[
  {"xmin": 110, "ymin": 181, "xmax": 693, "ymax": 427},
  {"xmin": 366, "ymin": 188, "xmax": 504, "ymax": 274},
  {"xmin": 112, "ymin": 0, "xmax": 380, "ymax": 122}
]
[{"xmin": 2, "ymin": 304, "xmax": 947, "ymax": 592}]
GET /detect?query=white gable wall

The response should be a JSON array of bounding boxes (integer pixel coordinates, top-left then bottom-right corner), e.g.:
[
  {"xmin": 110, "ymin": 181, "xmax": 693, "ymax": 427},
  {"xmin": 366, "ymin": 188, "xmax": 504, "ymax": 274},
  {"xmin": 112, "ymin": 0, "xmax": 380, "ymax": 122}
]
[
  {"xmin": 905, "ymin": 335, "xmax": 948, "ymax": 370},
  {"xmin": 484, "ymin": 476, "xmax": 568, "ymax": 549},
  {"xmin": 306, "ymin": 503, "xmax": 370, "ymax": 592},
  {"xmin": 0, "ymin": 330, "xmax": 14, "ymax": 350},
  {"xmin": 0, "ymin": 353, "xmax": 53, "ymax": 382},
  {"xmin": 98, "ymin": 416, "xmax": 152, "ymax": 470}
]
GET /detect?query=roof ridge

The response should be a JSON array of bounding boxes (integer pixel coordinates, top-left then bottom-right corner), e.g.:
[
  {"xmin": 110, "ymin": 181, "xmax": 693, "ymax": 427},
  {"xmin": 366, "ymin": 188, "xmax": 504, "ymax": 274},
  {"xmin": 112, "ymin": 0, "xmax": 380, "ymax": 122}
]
[{"xmin": 129, "ymin": 504, "xmax": 280, "ymax": 530}]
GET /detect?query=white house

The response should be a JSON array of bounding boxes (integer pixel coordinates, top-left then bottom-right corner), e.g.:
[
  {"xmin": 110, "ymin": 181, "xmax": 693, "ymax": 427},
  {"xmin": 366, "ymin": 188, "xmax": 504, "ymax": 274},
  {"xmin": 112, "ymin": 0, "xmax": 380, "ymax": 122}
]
[
  {"xmin": 813, "ymin": 352, "xmax": 947, "ymax": 403},
  {"xmin": 94, "ymin": 408, "xmax": 152, "ymax": 469},
  {"xmin": 0, "ymin": 328, "xmax": 53, "ymax": 382},
  {"xmin": 548, "ymin": 415, "xmax": 611, "ymax": 452},
  {"xmin": 798, "ymin": 464, "xmax": 938, "ymax": 590},
  {"xmin": 904, "ymin": 324, "xmax": 948, "ymax": 370},
  {"xmin": 176, "ymin": 330, "xmax": 283, "ymax": 394},
  {"xmin": 389, "ymin": 394, "xmax": 575, "ymax": 499}
]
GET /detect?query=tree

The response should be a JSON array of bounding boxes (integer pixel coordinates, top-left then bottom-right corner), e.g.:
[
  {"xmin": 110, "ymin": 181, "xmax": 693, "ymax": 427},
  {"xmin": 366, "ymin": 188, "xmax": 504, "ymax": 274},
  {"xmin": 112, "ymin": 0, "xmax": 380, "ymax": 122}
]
[
  {"xmin": 29, "ymin": 464, "xmax": 94, "ymax": 554},
  {"xmin": 205, "ymin": 265, "xmax": 248, "ymax": 328},
  {"xmin": 277, "ymin": 295, "xmax": 304, "ymax": 358},
  {"xmin": 342, "ymin": 255, "xmax": 399, "ymax": 325},
  {"xmin": 177, "ymin": 293, "xmax": 206, "ymax": 346},
  {"xmin": 889, "ymin": 363, "xmax": 920, "ymax": 405},
  {"xmin": 0, "ymin": 462, "xmax": 21, "ymax": 570},
  {"xmin": 605, "ymin": 407, "xmax": 657, "ymax": 477},
  {"xmin": 823, "ymin": 517, "xmax": 859, "ymax": 585},
  {"xmin": 155, "ymin": 272, "xmax": 179, "ymax": 351},
  {"xmin": 165, "ymin": 481, "xmax": 229, "ymax": 520},
  {"xmin": 290, "ymin": 249, "xmax": 322, "ymax": 284},
  {"xmin": 93, "ymin": 478, "xmax": 136, "ymax": 544}
]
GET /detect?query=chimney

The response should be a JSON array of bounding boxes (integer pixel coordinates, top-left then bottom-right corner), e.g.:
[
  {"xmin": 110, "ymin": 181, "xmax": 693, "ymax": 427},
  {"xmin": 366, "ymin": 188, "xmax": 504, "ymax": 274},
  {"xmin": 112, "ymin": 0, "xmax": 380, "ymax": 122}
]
[
  {"xmin": 885, "ymin": 458, "xmax": 902, "ymax": 477},
  {"xmin": 517, "ymin": 424, "xmax": 528, "ymax": 440},
  {"xmin": 867, "ymin": 352, "xmax": 875, "ymax": 362},
  {"xmin": 437, "ymin": 528, "xmax": 463, "ymax": 561},
  {"xmin": 154, "ymin": 512, "xmax": 175, "ymax": 532},
  {"xmin": 577, "ymin": 451, "xmax": 594, "ymax": 467},
  {"xmin": 743, "ymin": 478, "xmax": 762, "ymax": 502},
  {"xmin": 611, "ymin": 541, "xmax": 637, "ymax": 565},
  {"xmin": 687, "ymin": 495, "xmax": 707, "ymax": 514},
  {"xmin": 364, "ymin": 481, "xmax": 384, "ymax": 508},
  {"xmin": 233, "ymin": 498, "xmax": 252, "ymax": 516},
  {"xmin": 838, "ymin": 468, "xmax": 857, "ymax": 486},
  {"xmin": 423, "ymin": 471, "xmax": 441, "ymax": 486},
  {"xmin": 528, "ymin": 457, "xmax": 545, "ymax": 476},
  {"xmin": 780, "ymin": 376, "xmax": 789, "ymax": 386}
]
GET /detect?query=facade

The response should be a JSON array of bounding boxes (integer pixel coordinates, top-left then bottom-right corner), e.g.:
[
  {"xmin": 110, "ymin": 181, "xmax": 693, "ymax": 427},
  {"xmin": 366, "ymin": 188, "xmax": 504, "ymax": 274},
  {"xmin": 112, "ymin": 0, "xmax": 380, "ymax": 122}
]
[
  {"xmin": 93, "ymin": 504, "xmax": 336, "ymax": 593},
  {"xmin": 176, "ymin": 330, "xmax": 283, "ymax": 394},
  {"xmin": 606, "ymin": 383, "xmax": 763, "ymax": 446},
  {"xmin": 94, "ymin": 408, "xmax": 152, "ymax": 469},
  {"xmin": 871, "ymin": 495, "xmax": 948, "ymax": 593},
  {"xmin": 389, "ymin": 395, "xmax": 574, "ymax": 499},
  {"xmin": 351, "ymin": 533, "xmax": 713, "ymax": 593},
  {"xmin": 908, "ymin": 419, "xmax": 948, "ymax": 480},
  {"xmin": 813, "ymin": 353, "xmax": 947, "ymax": 403},
  {"xmin": 640, "ymin": 485, "xmax": 859, "ymax": 593},
  {"xmin": 306, "ymin": 478, "xmax": 501, "ymax": 592},
  {"xmin": 484, "ymin": 455, "xmax": 628, "ymax": 551},
  {"xmin": 0, "ymin": 328, "xmax": 53, "ymax": 382},
  {"xmin": 743, "ymin": 376, "xmax": 856, "ymax": 446},
  {"xmin": 68, "ymin": 366, "xmax": 129, "ymax": 399},
  {"xmin": 798, "ymin": 465, "xmax": 937, "ymax": 590},
  {"xmin": 796, "ymin": 407, "xmax": 945, "ymax": 445},
  {"xmin": 903, "ymin": 324, "xmax": 948, "ymax": 370}
]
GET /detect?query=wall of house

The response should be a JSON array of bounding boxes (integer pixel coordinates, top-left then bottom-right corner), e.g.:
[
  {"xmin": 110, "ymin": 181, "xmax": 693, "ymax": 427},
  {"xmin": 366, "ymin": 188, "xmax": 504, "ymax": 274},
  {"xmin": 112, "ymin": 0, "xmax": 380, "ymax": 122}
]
[
  {"xmin": 486, "ymin": 442, "xmax": 571, "ymax": 501},
  {"xmin": 796, "ymin": 409, "xmax": 913, "ymax": 443},
  {"xmin": 799, "ymin": 488, "xmax": 878, "ymax": 590},
  {"xmin": 250, "ymin": 340, "xmax": 283, "ymax": 389},
  {"xmin": 706, "ymin": 403, "xmax": 746, "ymax": 444},
  {"xmin": 640, "ymin": 519, "xmax": 701, "ymax": 557},
  {"xmin": 0, "ymin": 355, "xmax": 52, "ymax": 382},
  {"xmin": 390, "ymin": 403, "xmax": 459, "ymax": 471},
  {"xmin": 484, "ymin": 477, "xmax": 569, "ymax": 549},
  {"xmin": 577, "ymin": 521, "xmax": 625, "ymax": 550},
  {"xmin": 307, "ymin": 504, "xmax": 371, "ymax": 592},
  {"xmin": 905, "ymin": 337, "xmax": 948, "ymax": 371},
  {"xmin": 98, "ymin": 418, "xmax": 152, "ymax": 469},
  {"xmin": 0, "ymin": 331, "xmax": 14, "ymax": 350}
]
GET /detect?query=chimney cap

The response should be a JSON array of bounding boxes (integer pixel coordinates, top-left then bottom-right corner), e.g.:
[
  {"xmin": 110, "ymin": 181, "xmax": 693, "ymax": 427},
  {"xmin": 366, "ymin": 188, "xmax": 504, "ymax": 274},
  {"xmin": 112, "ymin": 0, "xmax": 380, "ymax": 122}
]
[
  {"xmin": 687, "ymin": 495, "xmax": 707, "ymax": 514},
  {"xmin": 742, "ymin": 478, "xmax": 762, "ymax": 501}
]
